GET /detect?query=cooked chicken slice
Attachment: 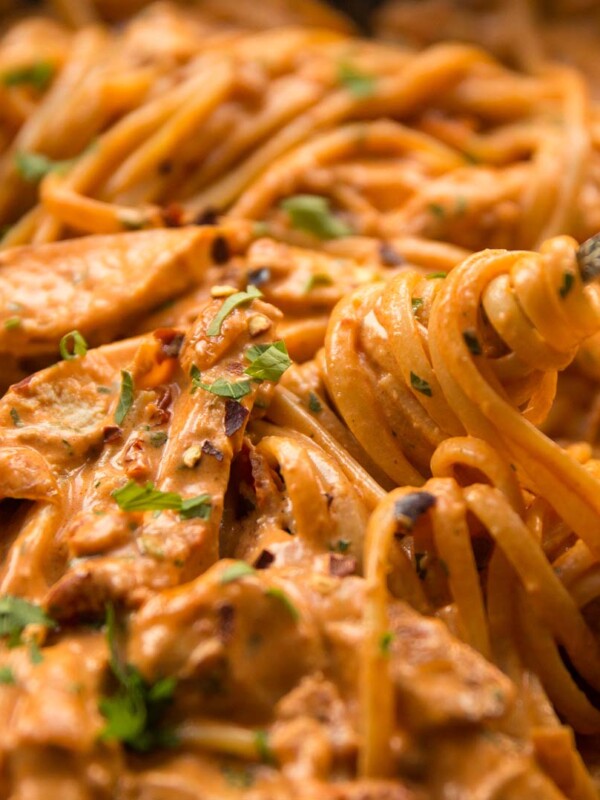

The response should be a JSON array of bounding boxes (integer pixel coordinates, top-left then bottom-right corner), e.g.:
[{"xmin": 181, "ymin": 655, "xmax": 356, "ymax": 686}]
[
  {"xmin": 0, "ymin": 289, "xmax": 284, "ymax": 614},
  {"xmin": 0, "ymin": 223, "xmax": 249, "ymax": 365}
]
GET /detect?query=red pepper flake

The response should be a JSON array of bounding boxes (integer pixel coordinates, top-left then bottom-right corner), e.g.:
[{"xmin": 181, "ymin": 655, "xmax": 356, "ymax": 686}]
[
  {"xmin": 202, "ymin": 440, "xmax": 224, "ymax": 461},
  {"xmin": 10, "ymin": 374, "xmax": 33, "ymax": 395},
  {"xmin": 160, "ymin": 203, "xmax": 185, "ymax": 228},
  {"xmin": 194, "ymin": 207, "xmax": 220, "ymax": 226},
  {"xmin": 254, "ymin": 549, "xmax": 275, "ymax": 570},
  {"xmin": 224, "ymin": 399, "xmax": 249, "ymax": 437},
  {"xmin": 149, "ymin": 385, "xmax": 173, "ymax": 425},
  {"xmin": 211, "ymin": 235, "xmax": 230, "ymax": 265},
  {"xmin": 103, "ymin": 425, "xmax": 123, "ymax": 444},
  {"xmin": 216, "ymin": 602, "xmax": 235, "ymax": 643},
  {"xmin": 153, "ymin": 328, "xmax": 185, "ymax": 359},
  {"xmin": 379, "ymin": 241, "xmax": 405, "ymax": 267},
  {"xmin": 329, "ymin": 553, "xmax": 357, "ymax": 577}
]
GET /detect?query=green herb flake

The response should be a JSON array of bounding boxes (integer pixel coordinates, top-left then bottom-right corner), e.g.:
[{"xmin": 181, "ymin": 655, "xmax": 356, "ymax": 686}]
[
  {"xmin": 0, "ymin": 596, "xmax": 56, "ymax": 648},
  {"xmin": 2, "ymin": 61, "xmax": 54, "ymax": 91},
  {"xmin": 559, "ymin": 272, "xmax": 575, "ymax": 299},
  {"xmin": 97, "ymin": 385, "xmax": 112, "ymax": 395},
  {"xmin": 190, "ymin": 368, "xmax": 252, "ymax": 399},
  {"xmin": 255, "ymin": 730, "xmax": 276, "ymax": 765},
  {"xmin": 59, "ymin": 330, "xmax": 88, "ymax": 360},
  {"xmin": 118, "ymin": 213, "xmax": 147, "ymax": 231},
  {"xmin": 337, "ymin": 61, "xmax": 376, "ymax": 98},
  {"xmin": 220, "ymin": 561, "xmax": 256, "ymax": 585},
  {"xmin": 244, "ymin": 341, "xmax": 291, "ymax": 382},
  {"xmin": 410, "ymin": 372, "xmax": 432, "ymax": 397},
  {"xmin": 455, "ymin": 196, "xmax": 468, "ymax": 215},
  {"xmin": 112, "ymin": 481, "xmax": 182, "ymax": 513},
  {"xmin": 207, "ymin": 285, "xmax": 262, "ymax": 337},
  {"xmin": 428, "ymin": 203, "xmax": 445, "ymax": 219},
  {"xmin": 426, "ymin": 271, "xmax": 447, "ymax": 280},
  {"xmin": 462, "ymin": 330, "xmax": 482, "ymax": 355},
  {"xmin": 411, "ymin": 298, "xmax": 423, "ymax": 314},
  {"xmin": 99, "ymin": 605, "xmax": 177, "ymax": 751},
  {"xmin": 148, "ymin": 431, "xmax": 168, "ymax": 448},
  {"xmin": 114, "ymin": 370, "xmax": 134, "ymax": 426},
  {"xmin": 304, "ymin": 273, "xmax": 333, "ymax": 292},
  {"xmin": 0, "ymin": 666, "xmax": 15, "ymax": 684},
  {"xmin": 179, "ymin": 494, "xmax": 212, "ymax": 521},
  {"xmin": 308, "ymin": 392, "xmax": 322, "ymax": 413},
  {"xmin": 331, "ymin": 539, "xmax": 351, "ymax": 554},
  {"xmin": 15, "ymin": 151, "xmax": 75, "ymax": 183},
  {"xmin": 281, "ymin": 194, "xmax": 352, "ymax": 240},
  {"xmin": 9, "ymin": 408, "xmax": 23, "ymax": 428},
  {"xmin": 4, "ymin": 316, "xmax": 21, "ymax": 330},
  {"xmin": 379, "ymin": 631, "xmax": 394, "ymax": 656},
  {"xmin": 265, "ymin": 587, "xmax": 300, "ymax": 621},
  {"xmin": 28, "ymin": 640, "xmax": 43, "ymax": 664}
]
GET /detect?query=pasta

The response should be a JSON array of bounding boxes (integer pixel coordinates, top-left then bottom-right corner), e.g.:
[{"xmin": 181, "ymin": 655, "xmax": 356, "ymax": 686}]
[{"xmin": 0, "ymin": 1, "xmax": 600, "ymax": 798}]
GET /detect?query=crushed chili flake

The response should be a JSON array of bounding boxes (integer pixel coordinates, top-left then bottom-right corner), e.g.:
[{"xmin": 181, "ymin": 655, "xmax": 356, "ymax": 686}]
[
  {"xmin": 211, "ymin": 235, "xmax": 230, "ymax": 264},
  {"xmin": 224, "ymin": 399, "xmax": 249, "ymax": 437},
  {"xmin": 160, "ymin": 203, "xmax": 185, "ymax": 228},
  {"xmin": 154, "ymin": 328, "xmax": 185, "ymax": 359},
  {"xmin": 379, "ymin": 241, "xmax": 405, "ymax": 267},
  {"xmin": 216, "ymin": 602, "xmax": 236, "ymax": 643},
  {"xmin": 202, "ymin": 440, "xmax": 224, "ymax": 461},
  {"xmin": 10, "ymin": 375, "xmax": 33, "ymax": 395},
  {"xmin": 254, "ymin": 549, "xmax": 275, "ymax": 570},
  {"xmin": 394, "ymin": 491, "xmax": 436, "ymax": 532},
  {"xmin": 103, "ymin": 425, "xmax": 123, "ymax": 444},
  {"xmin": 329, "ymin": 553, "xmax": 357, "ymax": 577},
  {"xmin": 194, "ymin": 207, "xmax": 220, "ymax": 226}
]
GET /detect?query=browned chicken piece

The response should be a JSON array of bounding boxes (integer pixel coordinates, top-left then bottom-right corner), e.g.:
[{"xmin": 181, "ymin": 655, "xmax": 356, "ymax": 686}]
[
  {"xmin": 0, "ymin": 287, "xmax": 283, "ymax": 614},
  {"xmin": 127, "ymin": 561, "xmax": 562, "ymax": 798},
  {"xmin": 0, "ymin": 223, "xmax": 249, "ymax": 367},
  {"xmin": 140, "ymin": 235, "xmax": 400, "ymax": 363}
]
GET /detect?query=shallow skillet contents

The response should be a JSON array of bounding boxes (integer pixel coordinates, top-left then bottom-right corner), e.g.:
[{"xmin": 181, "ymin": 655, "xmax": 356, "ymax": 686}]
[{"xmin": 1, "ymin": 1, "xmax": 600, "ymax": 799}]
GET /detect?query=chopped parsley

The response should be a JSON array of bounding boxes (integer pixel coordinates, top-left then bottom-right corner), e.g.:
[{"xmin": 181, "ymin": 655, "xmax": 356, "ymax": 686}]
[
  {"xmin": 179, "ymin": 494, "xmax": 211, "ymax": 520},
  {"xmin": 331, "ymin": 538, "xmax": 351, "ymax": 553},
  {"xmin": 59, "ymin": 330, "xmax": 88, "ymax": 360},
  {"xmin": 255, "ymin": 730, "xmax": 276, "ymax": 765},
  {"xmin": 148, "ymin": 431, "xmax": 168, "ymax": 448},
  {"xmin": 426, "ymin": 271, "xmax": 447, "ymax": 280},
  {"xmin": 411, "ymin": 298, "xmax": 423, "ymax": 314},
  {"xmin": 118, "ymin": 213, "xmax": 147, "ymax": 231},
  {"xmin": 28, "ymin": 640, "xmax": 43, "ymax": 664},
  {"xmin": 462, "ymin": 330, "xmax": 482, "ymax": 355},
  {"xmin": 559, "ymin": 272, "xmax": 575, "ymax": 298},
  {"xmin": 428, "ymin": 203, "xmax": 445, "ymax": 218},
  {"xmin": 2, "ymin": 61, "xmax": 54, "ymax": 90},
  {"xmin": 207, "ymin": 285, "xmax": 262, "ymax": 336},
  {"xmin": 112, "ymin": 482, "xmax": 181, "ymax": 512},
  {"xmin": 304, "ymin": 273, "xmax": 333, "ymax": 292},
  {"xmin": 220, "ymin": 561, "xmax": 256, "ymax": 584},
  {"xmin": 0, "ymin": 666, "xmax": 15, "ymax": 684},
  {"xmin": 265, "ymin": 587, "xmax": 300, "ymax": 621},
  {"xmin": 0, "ymin": 596, "xmax": 56, "ymax": 648},
  {"xmin": 99, "ymin": 605, "xmax": 177, "ymax": 751},
  {"xmin": 337, "ymin": 61, "xmax": 376, "ymax": 98},
  {"xmin": 308, "ymin": 392, "xmax": 322, "ymax": 413},
  {"xmin": 9, "ymin": 408, "xmax": 23, "ymax": 428},
  {"xmin": 379, "ymin": 631, "xmax": 394, "ymax": 655},
  {"xmin": 190, "ymin": 365, "xmax": 252, "ymax": 399},
  {"xmin": 112, "ymin": 481, "xmax": 211, "ymax": 520},
  {"xmin": 4, "ymin": 316, "xmax": 21, "ymax": 330},
  {"xmin": 15, "ymin": 151, "xmax": 74, "ymax": 183},
  {"xmin": 114, "ymin": 370, "xmax": 134, "ymax": 425},
  {"xmin": 280, "ymin": 194, "xmax": 352, "ymax": 240},
  {"xmin": 244, "ymin": 341, "xmax": 291, "ymax": 382},
  {"xmin": 410, "ymin": 371, "xmax": 432, "ymax": 397}
]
